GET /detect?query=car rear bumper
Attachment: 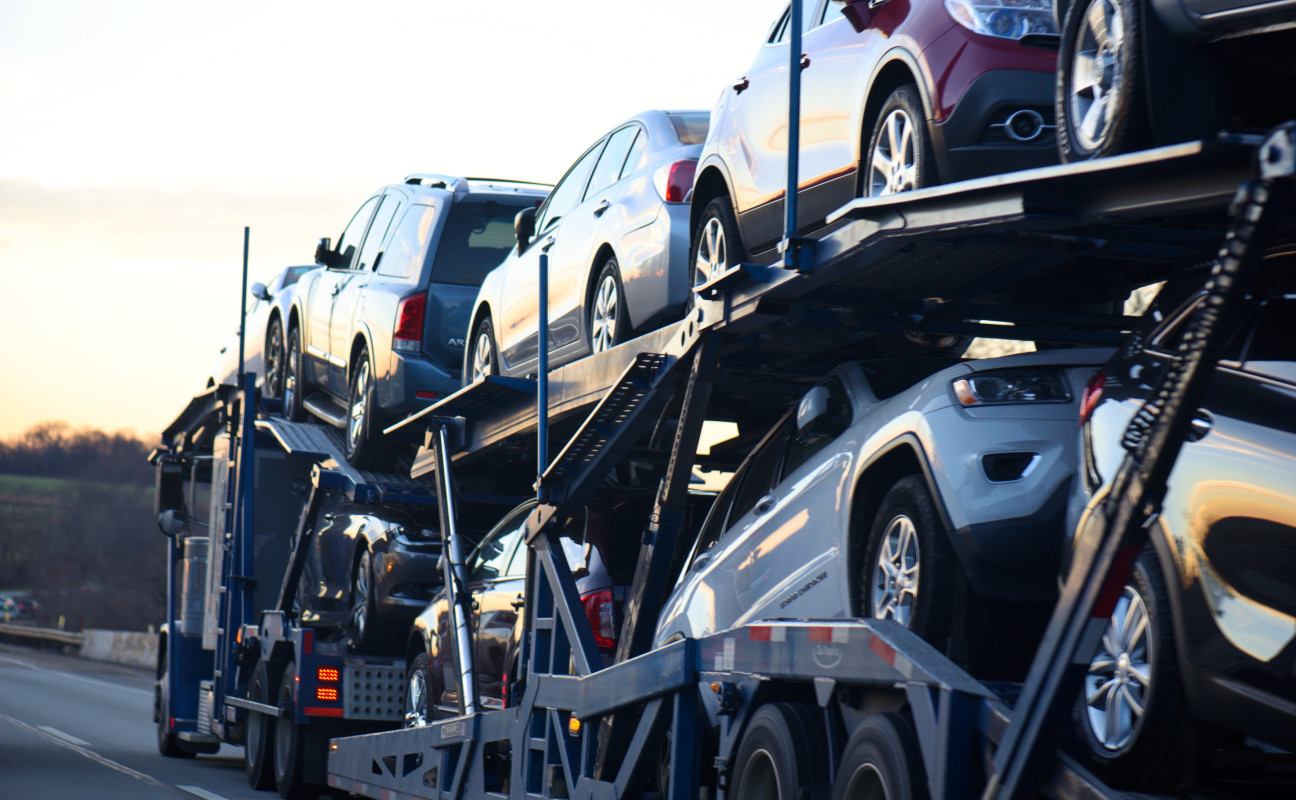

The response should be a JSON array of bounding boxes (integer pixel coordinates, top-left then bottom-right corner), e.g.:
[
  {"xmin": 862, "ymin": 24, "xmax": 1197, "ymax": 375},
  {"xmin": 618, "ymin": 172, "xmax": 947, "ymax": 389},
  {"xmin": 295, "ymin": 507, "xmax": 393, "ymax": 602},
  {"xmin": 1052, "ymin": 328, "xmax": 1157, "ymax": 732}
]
[
  {"xmin": 380, "ymin": 351, "xmax": 460, "ymax": 426},
  {"xmin": 931, "ymin": 68, "xmax": 1059, "ymax": 184}
]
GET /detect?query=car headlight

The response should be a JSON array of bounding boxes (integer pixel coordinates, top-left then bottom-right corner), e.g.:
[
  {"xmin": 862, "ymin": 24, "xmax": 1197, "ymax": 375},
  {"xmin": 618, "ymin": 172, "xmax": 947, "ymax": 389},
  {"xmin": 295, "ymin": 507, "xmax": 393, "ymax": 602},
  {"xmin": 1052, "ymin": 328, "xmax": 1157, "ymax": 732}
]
[
  {"xmin": 952, "ymin": 367, "xmax": 1071, "ymax": 406},
  {"xmin": 945, "ymin": 0, "xmax": 1057, "ymax": 39}
]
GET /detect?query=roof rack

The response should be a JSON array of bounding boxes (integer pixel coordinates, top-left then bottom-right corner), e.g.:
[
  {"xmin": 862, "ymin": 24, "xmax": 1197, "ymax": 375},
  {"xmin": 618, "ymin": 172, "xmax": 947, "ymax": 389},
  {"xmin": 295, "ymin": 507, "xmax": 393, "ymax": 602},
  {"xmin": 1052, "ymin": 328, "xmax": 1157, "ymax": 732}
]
[{"xmin": 403, "ymin": 174, "xmax": 550, "ymax": 200}]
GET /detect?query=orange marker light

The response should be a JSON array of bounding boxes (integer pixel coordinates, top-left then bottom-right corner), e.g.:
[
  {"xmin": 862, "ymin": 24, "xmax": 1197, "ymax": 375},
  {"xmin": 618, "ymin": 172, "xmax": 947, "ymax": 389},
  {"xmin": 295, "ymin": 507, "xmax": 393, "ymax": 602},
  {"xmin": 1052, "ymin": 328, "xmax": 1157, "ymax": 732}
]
[{"xmin": 568, "ymin": 716, "xmax": 581, "ymax": 735}]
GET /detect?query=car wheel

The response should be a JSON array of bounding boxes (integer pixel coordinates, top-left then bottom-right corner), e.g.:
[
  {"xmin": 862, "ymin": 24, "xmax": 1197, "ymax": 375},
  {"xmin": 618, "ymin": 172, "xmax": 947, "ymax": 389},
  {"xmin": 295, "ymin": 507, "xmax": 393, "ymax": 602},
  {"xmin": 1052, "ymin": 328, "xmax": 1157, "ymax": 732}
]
[
  {"xmin": 691, "ymin": 196, "xmax": 745, "ymax": 304},
  {"xmin": 283, "ymin": 325, "xmax": 306, "ymax": 421},
  {"xmin": 345, "ymin": 347, "xmax": 378, "ymax": 468},
  {"xmin": 862, "ymin": 476, "xmax": 954, "ymax": 649},
  {"xmin": 155, "ymin": 674, "xmax": 196, "ymax": 759},
  {"xmin": 245, "ymin": 661, "xmax": 276, "ymax": 789},
  {"xmin": 1073, "ymin": 548, "xmax": 1186, "ymax": 791},
  {"xmin": 1057, "ymin": 0, "xmax": 1149, "ymax": 161},
  {"xmin": 865, "ymin": 85, "xmax": 933, "ymax": 197},
  {"xmin": 468, "ymin": 316, "xmax": 500, "ymax": 385},
  {"xmin": 273, "ymin": 664, "xmax": 306, "ymax": 798},
  {"xmin": 730, "ymin": 703, "xmax": 828, "ymax": 800},
  {"xmin": 589, "ymin": 258, "xmax": 628, "ymax": 355},
  {"xmin": 264, "ymin": 316, "xmax": 286, "ymax": 401},
  {"xmin": 404, "ymin": 651, "xmax": 434, "ymax": 728},
  {"xmin": 346, "ymin": 550, "xmax": 381, "ymax": 653},
  {"xmin": 830, "ymin": 713, "xmax": 929, "ymax": 800}
]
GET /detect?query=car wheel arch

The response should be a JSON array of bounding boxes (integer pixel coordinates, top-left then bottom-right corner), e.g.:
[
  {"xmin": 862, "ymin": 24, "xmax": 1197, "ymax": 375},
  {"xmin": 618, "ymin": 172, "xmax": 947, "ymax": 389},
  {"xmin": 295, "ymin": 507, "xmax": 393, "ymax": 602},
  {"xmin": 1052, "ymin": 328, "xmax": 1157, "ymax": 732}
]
[
  {"xmin": 858, "ymin": 54, "xmax": 937, "ymax": 183},
  {"xmin": 689, "ymin": 162, "xmax": 736, "ymax": 241},
  {"xmin": 466, "ymin": 304, "xmax": 496, "ymax": 374},
  {"xmin": 588, "ymin": 244, "xmax": 631, "ymax": 333}
]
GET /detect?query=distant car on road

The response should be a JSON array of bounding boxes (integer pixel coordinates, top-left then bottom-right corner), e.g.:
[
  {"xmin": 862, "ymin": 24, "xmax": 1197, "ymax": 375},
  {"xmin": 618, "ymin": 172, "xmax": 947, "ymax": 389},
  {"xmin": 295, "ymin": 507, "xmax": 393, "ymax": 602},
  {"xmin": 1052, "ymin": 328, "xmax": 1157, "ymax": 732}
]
[
  {"xmin": 464, "ymin": 110, "xmax": 708, "ymax": 383},
  {"xmin": 208, "ymin": 265, "xmax": 313, "ymax": 400},
  {"xmin": 286, "ymin": 176, "xmax": 549, "ymax": 466}
]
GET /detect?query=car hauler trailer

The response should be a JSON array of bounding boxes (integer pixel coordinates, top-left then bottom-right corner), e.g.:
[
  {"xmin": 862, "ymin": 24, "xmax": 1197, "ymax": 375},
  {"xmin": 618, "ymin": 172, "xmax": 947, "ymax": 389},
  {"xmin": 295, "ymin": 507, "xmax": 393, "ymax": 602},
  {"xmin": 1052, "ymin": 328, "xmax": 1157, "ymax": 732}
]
[
  {"xmin": 323, "ymin": 121, "xmax": 1296, "ymax": 800},
  {"xmin": 150, "ymin": 377, "xmax": 446, "ymax": 797}
]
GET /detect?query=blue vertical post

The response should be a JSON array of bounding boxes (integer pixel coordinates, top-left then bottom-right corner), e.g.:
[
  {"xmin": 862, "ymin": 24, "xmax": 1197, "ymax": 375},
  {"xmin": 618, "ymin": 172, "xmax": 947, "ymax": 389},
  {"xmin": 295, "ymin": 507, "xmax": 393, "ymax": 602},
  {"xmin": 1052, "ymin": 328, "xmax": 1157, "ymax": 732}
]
[
  {"xmin": 238, "ymin": 227, "xmax": 249, "ymax": 383},
  {"xmin": 537, "ymin": 242, "xmax": 553, "ymax": 500},
  {"xmin": 784, "ymin": 1, "xmax": 804, "ymax": 268}
]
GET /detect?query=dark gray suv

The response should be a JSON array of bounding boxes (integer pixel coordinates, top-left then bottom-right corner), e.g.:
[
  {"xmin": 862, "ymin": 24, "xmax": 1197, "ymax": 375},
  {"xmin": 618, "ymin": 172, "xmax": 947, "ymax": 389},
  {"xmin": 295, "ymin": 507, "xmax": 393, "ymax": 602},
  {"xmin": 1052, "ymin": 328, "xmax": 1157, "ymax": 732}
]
[{"xmin": 284, "ymin": 175, "xmax": 549, "ymax": 466}]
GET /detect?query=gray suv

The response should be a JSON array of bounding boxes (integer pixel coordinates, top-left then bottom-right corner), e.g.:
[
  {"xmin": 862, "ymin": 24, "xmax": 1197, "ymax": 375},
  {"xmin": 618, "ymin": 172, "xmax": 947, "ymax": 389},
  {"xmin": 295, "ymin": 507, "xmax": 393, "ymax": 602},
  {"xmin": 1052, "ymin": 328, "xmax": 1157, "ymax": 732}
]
[{"xmin": 285, "ymin": 175, "xmax": 549, "ymax": 466}]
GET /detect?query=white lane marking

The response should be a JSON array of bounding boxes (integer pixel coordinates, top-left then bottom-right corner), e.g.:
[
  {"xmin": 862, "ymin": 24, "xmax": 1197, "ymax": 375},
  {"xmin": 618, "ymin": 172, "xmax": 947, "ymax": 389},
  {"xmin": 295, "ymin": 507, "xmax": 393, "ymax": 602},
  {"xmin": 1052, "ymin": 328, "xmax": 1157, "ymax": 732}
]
[
  {"xmin": 0, "ymin": 653, "xmax": 151, "ymax": 697},
  {"xmin": 0, "ymin": 711, "xmax": 172, "ymax": 791},
  {"xmin": 178, "ymin": 786, "xmax": 233, "ymax": 800},
  {"xmin": 38, "ymin": 724, "xmax": 92, "ymax": 747}
]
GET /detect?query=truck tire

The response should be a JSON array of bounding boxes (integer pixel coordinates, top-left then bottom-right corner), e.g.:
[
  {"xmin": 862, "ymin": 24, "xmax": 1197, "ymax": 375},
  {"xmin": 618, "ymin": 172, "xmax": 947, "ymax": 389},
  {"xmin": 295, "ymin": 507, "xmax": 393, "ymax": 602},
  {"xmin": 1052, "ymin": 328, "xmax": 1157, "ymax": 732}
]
[
  {"xmin": 831, "ymin": 713, "xmax": 928, "ymax": 800},
  {"xmin": 273, "ymin": 665, "xmax": 307, "ymax": 799},
  {"xmin": 245, "ymin": 661, "xmax": 276, "ymax": 789},
  {"xmin": 730, "ymin": 703, "xmax": 829, "ymax": 800},
  {"xmin": 155, "ymin": 674, "xmax": 196, "ymax": 759}
]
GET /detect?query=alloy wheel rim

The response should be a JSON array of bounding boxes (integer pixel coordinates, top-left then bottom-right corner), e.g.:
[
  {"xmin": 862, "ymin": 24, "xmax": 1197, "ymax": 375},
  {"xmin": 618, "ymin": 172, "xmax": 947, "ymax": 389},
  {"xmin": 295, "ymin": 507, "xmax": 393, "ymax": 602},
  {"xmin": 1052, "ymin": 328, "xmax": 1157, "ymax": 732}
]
[
  {"xmin": 348, "ymin": 360, "xmax": 369, "ymax": 453},
  {"xmin": 284, "ymin": 338, "xmax": 298, "ymax": 410},
  {"xmin": 869, "ymin": 109, "xmax": 918, "ymax": 196},
  {"xmin": 591, "ymin": 272, "xmax": 619, "ymax": 354},
  {"xmin": 1084, "ymin": 584, "xmax": 1152, "ymax": 751},
  {"xmin": 871, "ymin": 514, "xmax": 920, "ymax": 627},
  {"xmin": 265, "ymin": 325, "xmax": 284, "ymax": 398},
  {"xmin": 1069, "ymin": 0, "xmax": 1125, "ymax": 152},
  {"xmin": 351, "ymin": 562, "xmax": 368, "ymax": 643},
  {"xmin": 472, "ymin": 330, "xmax": 493, "ymax": 382},
  {"xmin": 695, "ymin": 217, "xmax": 726, "ymax": 291},
  {"xmin": 405, "ymin": 671, "xmax": 428, "ymax": 728}
]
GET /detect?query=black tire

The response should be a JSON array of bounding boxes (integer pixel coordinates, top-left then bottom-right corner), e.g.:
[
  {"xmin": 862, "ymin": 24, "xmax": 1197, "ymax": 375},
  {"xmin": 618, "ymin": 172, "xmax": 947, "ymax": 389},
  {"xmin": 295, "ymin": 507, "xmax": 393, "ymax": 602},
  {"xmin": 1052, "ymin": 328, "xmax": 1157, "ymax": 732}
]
[
  {"xmin": 264, "ymin": 316, "xmax": 286, "ymax": 401},
  {"xmin": 345, "ymin": 550, "xmax": 381, "ymax": 653},
  {"xmin": 861, "ymin": 476, "xmax": 955, "ymax": 650},
  {"xmin": 283, "ymin": 325, "xmax": 306, "ymax": 421},
  {"xmin": 273, "ymin": 664, "xmax": 306, "ymax": 798},
  {"xmin": 588, "ymin": 258, "xmax": 628, "ymax": 355},
  {"xmin": 730, "ymin": 703, "xmax": 829, "ymax": 800},
  {"xmin": 864, "ymin": 85, "xmax": 934, "ymax": 197},
  {"xmin": 245, "ymin": 661, "xmax": 276, "ymax": 789},
  {"xmin": 467, "ymin": 316, "xmax": 500, "ymax": 386},
  {"xmin": 1072, "ymin": 547, "xmax": 1186, "ymax": 791},
  {"xmin": 345, "ymin": 346, "xmax": 379, "ymax": 468},
  {"xmin": 403, "ymin": 651, "xmax": 434, "ymax": 728},
  {"xmin": 831, "ymin": 713, "xmax": 929, "ymax": 800},
  {"xmin": 155, "ymin": 674, "xmax": 197, "ymax": 759},
  {"xmin": 690, "ymin": 196, "xmax": 745, "ymax": 305},
  {"xmin": 1057, "ymin": 0, "xmax": 1149, "ymax": 161}
]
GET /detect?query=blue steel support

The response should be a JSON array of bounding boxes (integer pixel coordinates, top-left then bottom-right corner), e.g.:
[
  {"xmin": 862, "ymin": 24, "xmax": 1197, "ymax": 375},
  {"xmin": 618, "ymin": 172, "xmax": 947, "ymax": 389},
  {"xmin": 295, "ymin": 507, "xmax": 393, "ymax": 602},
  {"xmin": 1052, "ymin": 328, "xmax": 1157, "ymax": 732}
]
[
  {"xmin": 537, "ymin": 243, "xmax": 552, "ymax": 500},
  {"xmin": 784, "ymin": 0, "xmax": 802, "ymax": 251},
  {"xmin": 238, "ymin": 226, "xmax": 249, "ymax": 384}
]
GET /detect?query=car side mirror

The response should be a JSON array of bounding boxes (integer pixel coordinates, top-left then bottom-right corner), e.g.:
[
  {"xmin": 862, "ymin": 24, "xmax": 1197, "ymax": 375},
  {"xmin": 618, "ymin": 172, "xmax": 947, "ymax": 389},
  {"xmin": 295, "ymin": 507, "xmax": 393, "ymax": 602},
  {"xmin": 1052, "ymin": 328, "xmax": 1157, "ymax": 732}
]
[
  {"xmin": 796, "ymin": 386, "xmax": 831, "ymax": 434},
  {"xmin": 841, "ymin": 0, "xmax": 878, "ymax": 31},
  {"xmin": 514, "ymin": 207, "xmax": 537, "ymax": 252},
  {"xmin": 250, "ymin": 282, "xmax": 270, "ymax": 302},
  {"xmin": 315, "ymin": 237, "xmax": 343, "ymax": 268}
]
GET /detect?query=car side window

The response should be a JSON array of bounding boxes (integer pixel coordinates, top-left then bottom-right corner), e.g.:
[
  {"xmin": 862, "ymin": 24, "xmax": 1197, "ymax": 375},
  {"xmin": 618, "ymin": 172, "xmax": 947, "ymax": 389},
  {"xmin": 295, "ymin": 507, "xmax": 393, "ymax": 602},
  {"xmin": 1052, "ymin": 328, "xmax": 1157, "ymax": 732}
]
[
  {"xmin": 536, "ymin": 142, "xmax": 604, "ymax": 235},
  {"xmin": 335, "ymin": 196, "xmax": 380, "ymax": 271},
  {"xmin": 769, "ymin": 8, "xmax": 790, "ymax": 42},
  {"xmin": 471, "ymin": 523, "xmax": 524, "ymax": 582},
  {"xmin": 730, "ymin": 421, "xmax": 795, "ymax": 522},
  {"xmin": 782, "ymin": 377, "xmax": 852, "ymax": 481},
  {"xmin": 377, "ymin": 203, "xmax": 437, "ymax": 279},
  {"xmin": 585, "ymin": 125, "xmax": 640, "ymax": 201},
  {"xmin": 355, "ymin": 195, "xmax": 401, "ymax": 273},
  {"xmin": 1240, "ymin": 287, "xmax": 1296, "ymax": 384},
  {"xmin": 692, "ymin": 477, "xmax": 742, "ymax": 560},
  {"xmin": 620, "ymin": 129, "xmax": 647, "ymax": 179}
]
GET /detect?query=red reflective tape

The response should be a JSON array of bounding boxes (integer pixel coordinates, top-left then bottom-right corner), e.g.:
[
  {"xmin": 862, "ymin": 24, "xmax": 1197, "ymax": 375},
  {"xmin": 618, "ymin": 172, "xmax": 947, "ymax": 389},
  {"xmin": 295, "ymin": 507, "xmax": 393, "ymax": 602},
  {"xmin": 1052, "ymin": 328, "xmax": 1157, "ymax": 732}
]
[
  {"xmin": 302, "ymin": 628, "xmax": 314, "ymax": 656},
  {"xmin": 808, "ymin": 626, "xmax": 833, "ymax": 642},
  {"xmin": 749, "ymin": 627, "xmax": 771, "ymax": 641},
  {"xmin": 303, "ymin": 706, "xmax": 345, "ymax": 717},
  {"xmin": 869, "ymin": 634, "xmax": 896, "ymax": 666}
]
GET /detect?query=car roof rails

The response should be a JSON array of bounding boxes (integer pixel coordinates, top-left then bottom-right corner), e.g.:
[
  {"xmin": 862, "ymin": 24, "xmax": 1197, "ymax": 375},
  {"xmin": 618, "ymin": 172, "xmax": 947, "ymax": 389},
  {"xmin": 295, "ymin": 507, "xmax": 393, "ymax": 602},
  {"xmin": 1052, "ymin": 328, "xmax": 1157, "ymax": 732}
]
[{"xmin": 404, "ymin": 173, "xmax": 549, "ymax": 200}]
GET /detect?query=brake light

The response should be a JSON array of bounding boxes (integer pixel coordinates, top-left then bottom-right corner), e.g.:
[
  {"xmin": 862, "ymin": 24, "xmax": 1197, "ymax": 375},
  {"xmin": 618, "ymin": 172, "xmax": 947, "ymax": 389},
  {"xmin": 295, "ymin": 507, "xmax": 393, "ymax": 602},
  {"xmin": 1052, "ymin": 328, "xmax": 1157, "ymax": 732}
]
[
  {"xmin": 581, "ymin": 589, "xmax": 617, "ymax": 651},
  {"xmin": 1079, "ymin": 371, "xmax": 1105, "ymax": 425},
  {"xmin": 653, "ymin": 159, "xmax": 698, "ymax": 204},
  {"xmin": 394, "ymin": 294, "xmax": 426, "ymax": 353}
]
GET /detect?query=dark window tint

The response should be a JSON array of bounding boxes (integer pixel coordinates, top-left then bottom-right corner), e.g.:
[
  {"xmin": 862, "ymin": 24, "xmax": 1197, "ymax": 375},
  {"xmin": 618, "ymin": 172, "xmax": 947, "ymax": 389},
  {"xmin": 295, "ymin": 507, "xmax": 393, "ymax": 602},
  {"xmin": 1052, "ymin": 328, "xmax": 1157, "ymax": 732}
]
[
  {"xmin": 356, "ymin": 195, "xmax": 401, "ymax": 272},
  {"xmin": 585, "ymin": 126, "xmax": 640, "ymax": 201},
  {"xmin": 1242, "ymin": 292, "xmax": 1296, "ymax": 383},
  {"xmin": 782, "ymin": 378, "xmax": 852, "ymax": 480},
  {"xmin": 472, "ymin": 519, "xmax": 525, "ymax": 581},
  {"xmin": 668, "ymin": 112, "xmax": 710, "ymax": 146},
  {"xmin": 335, "ymin": 196, "xmax": 379, "ymax": 271},
  {"xmin": 430, "ymin": 200, "xmax": 533, "ymax": 286},
  {"xmin": 730, "ymin": 421, "xmax": 794, "ymax": 522},
  {"xmin": 693, "ymin": 479, "xmax": 741, "ymax": 560},
  {"xmin": 378, "ymin": 204, "xmax": 437, "ymax": 279},
  {"xmin": 537, "ymin": 143, "xmax": 604, "ymax": 234}
]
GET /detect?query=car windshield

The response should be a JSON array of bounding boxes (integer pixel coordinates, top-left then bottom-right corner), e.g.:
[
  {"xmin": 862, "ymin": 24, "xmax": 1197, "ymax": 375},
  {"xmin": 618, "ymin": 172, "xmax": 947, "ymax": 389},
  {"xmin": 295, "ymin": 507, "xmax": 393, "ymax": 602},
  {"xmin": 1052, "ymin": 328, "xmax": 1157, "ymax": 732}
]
[
  {"xmin": 428, "ymin": 200, "xmax": 533, "ymax": 286},
  {"xmin": 668, "ymin": 112, "xmax": 710, "ymax": 145}
]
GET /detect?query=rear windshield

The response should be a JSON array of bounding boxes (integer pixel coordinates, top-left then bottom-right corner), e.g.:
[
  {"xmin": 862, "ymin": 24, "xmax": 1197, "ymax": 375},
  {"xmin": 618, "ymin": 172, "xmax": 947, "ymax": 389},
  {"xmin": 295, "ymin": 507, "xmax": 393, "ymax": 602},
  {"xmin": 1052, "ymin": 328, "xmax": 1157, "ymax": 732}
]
[
  {"xmin": 668, "ymin": 112, "xmax": 710, "ymax": 146},
  {"xmin": 429, "ymin": 200, "xmax": 532, "ymax": 286}
]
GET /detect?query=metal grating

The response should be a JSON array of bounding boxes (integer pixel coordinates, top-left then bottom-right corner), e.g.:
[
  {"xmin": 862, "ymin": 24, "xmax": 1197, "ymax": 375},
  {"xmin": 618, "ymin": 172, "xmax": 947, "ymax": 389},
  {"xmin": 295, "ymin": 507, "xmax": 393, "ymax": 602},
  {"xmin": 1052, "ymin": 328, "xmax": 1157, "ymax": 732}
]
[{"xmin": 344, "ymin": 663, "xmax": 405, "ymax": 721}]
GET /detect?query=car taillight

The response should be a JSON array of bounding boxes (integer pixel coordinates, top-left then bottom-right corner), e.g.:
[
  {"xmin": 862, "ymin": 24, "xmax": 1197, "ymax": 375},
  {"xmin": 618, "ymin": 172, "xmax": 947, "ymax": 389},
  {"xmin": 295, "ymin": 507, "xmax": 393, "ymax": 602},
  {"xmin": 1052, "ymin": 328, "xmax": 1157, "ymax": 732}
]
[
  {"xmin": 581, "ymin": 589, "xmax": 617, "ymax": 651},
  {"xmin": 394, "ymin": 294, "xmax": 426, "ymax": 353},
  {"xmin": 1079, "ymin": 371, "xmax": 1105, "ymax": 425},
  {"xmin": 653, "ymin": 159, "xmax": 698, "ymax": 204},
  {"xmin": 952, "ymin": 367, "xmax": 1071, "ymax": 406}
]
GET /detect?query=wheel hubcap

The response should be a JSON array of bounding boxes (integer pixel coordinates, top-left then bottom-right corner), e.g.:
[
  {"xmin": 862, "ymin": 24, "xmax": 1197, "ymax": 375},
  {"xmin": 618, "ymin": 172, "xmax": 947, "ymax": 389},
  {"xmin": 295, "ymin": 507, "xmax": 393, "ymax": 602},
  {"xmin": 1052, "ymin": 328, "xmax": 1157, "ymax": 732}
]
[
  {"xmin": 869, "ymin": 109, "xmax": 918, "ymax": 196},
  {"xmin": 695, "ymin": 217, "xmax": 727, "ymax": 292},
  {"xmin": 591, "ymin": 272, "xmax": 619, "ymax": 354},
  {"xmin": 347, "ymin": 360, "xmax": 370, "ymax": 453},
  {"xmin": 871, "ymin": 514, "xmax": 920, "ymax": 627},
  {"xmin": 472, "ymin": 330, "xmax": 493, "ymax": 382},
  {"xmin": 351, "ymin": 564, "xmax": 368, "ymax": 643},
  {"xmin": 405, "ymin": 671, "xmax": 428, "ymax": 728},
  {"xmin": 1084, "ymin": 584, "xmax": 1151, "ymax": 751},
  {"xmin": 1070, "ymin": 0, "xmax": 1126, "ymax": 152},
  {"xmin": 285, "ymin": 337, "xmax": 298, "ymax": 409}
]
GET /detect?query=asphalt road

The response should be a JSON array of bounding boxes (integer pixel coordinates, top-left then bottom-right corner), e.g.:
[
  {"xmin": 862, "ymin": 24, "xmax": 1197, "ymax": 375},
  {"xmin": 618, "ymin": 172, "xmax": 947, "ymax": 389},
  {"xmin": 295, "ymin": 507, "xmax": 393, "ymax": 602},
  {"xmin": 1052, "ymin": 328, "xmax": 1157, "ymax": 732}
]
[{"xmin": 0, "ymin": 642, "xmax": 336, "ymax": 800}]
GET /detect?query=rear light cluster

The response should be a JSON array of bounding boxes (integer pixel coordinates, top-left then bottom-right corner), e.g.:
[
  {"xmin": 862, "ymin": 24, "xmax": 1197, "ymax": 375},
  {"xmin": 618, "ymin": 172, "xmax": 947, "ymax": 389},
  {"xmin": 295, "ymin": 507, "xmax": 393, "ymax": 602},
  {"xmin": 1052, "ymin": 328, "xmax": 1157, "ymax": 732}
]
[
  {"xmin": 581, "ymin": 589, "xmax": 618, "ymax": 651},
  {"xmin": 315, "ymin": 665, "xmax": 340, "ymax": 703},
  {"xmin": 952, "ymin": 367, "xmax": 1070, "ymax": 407},
  {"xmin": 394, "ymin": 294, "xmax": 426, "ymax": 353},
  {"xmin": 653, "ymin": 159, "xmax": 698, "ymax": 204}
]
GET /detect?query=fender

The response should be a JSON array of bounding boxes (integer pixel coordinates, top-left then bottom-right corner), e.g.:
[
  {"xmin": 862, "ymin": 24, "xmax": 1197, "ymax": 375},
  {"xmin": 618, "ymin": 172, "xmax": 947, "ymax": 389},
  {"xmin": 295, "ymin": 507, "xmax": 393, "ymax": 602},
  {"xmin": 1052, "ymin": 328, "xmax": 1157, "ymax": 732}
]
[{"xmin": 854, "ymin": 433, "xmax": 956, "ymax": 532}]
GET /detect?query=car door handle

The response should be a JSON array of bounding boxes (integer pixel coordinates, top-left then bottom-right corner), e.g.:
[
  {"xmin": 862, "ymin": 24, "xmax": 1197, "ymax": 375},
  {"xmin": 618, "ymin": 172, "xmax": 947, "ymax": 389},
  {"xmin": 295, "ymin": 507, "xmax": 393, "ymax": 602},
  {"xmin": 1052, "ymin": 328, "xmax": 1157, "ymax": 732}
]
[
  {"xmin": 754, "ymin": 495, "xmax": 777, "ymax": 515},
  {"xmin": 330, "ymin": 283, "xmax": 342, "ymax": 296},
  {"xmin": 592, "ymin": 200, "xmax": 610, "ymax": 217},
  {"xmin": 800, "ymin": 53, "xmax": 811, "ymax": 70},
  {"xmin": 1187, "ymin": 411, "xmax": 1213, "ymax": 442},
  {"xmin": 510, "ymin": 594, "xmax": 525, "ymax": 611},
  {"xmin": 732, "ymin": 76, "xmax": 749, "ymax": 93}
]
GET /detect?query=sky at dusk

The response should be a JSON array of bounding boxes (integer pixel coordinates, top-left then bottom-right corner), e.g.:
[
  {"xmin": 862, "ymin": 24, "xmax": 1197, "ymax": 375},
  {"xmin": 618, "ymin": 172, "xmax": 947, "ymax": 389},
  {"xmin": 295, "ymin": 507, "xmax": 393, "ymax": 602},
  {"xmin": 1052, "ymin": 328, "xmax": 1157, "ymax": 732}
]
[{"xmin": 0, "ymin": 0, "xmax": 787, "ymax": 441}]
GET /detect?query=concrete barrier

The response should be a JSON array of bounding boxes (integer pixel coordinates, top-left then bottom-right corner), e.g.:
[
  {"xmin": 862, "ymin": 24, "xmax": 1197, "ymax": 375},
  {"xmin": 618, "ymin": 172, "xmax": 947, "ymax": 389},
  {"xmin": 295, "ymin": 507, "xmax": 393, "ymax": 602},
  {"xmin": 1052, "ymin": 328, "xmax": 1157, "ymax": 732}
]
[{"xmin": 79, "ymin": 629, "xmax": 158, "ymax": 669}]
